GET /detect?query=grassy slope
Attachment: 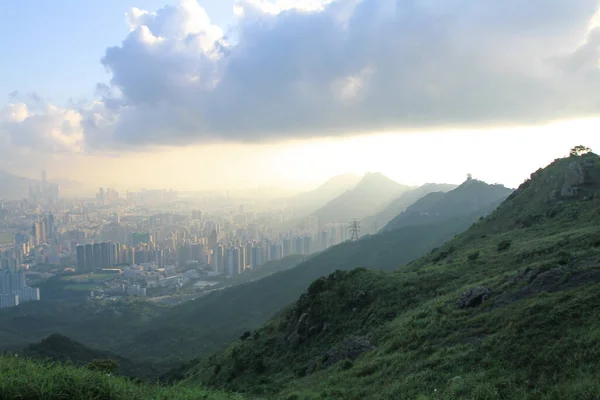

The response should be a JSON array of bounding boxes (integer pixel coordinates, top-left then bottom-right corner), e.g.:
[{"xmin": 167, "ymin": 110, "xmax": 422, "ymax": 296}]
[
  {"xmin": 0, "ymin": 300, "xmax": 164, "ymax": 353},
  {"xmin": 120, "ymin": 212, "xmax": 478, "ymax": 369},
  {"xmin": 0, "ymin": 356, "xmax": 244, "ymax": 400},
  {"xmin": 184, "ymin": 153, "xmax": 600, "ymax": 399},
  {"xmin": 383, "ymin": 179, "xmax": 513, "ymax": 232}
]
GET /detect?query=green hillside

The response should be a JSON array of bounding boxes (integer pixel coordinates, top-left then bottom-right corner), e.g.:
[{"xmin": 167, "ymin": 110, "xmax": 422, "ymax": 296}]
[
  {"xmin": 116, "ymin": 210, "xmax": 479, "ymax": 368},
  {"xmin": 361, "ymin": 183, "xmax": 458, "ymax": 234},
  {"xmin": 383, "ymin": 179, "xmax": 513, "ymax": 232},
  {"xmin": 0, "ymin": 355, "xmax": 243, "ymax": 400},
  {"xmin": 17, "ymin": 333, "xmax": 158, "ymax": 379},
  {"xmin": 178, "ymin": 152, "xmax": 600, "ymax": 399}
]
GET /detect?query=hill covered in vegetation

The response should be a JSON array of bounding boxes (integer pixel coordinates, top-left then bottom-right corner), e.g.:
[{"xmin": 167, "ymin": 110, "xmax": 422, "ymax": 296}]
[
  {"xmin": 361, "ymin": 183, "xmax": 458, "ymax": 233},
  {"xmin": 115, "ymin": 206, "xmax": 482, "ymax": 368},
  {"xmin": 0, "ymin": 355, "xmax": 243, "ymax": 400},
  {"xmin": 383, "ymin": 178, "xmax": 513, "ymax": 232},
  {"xmin": 177, "ymin": 151, "xmax": 600, "ymax": 399},
  {"xmin": 16, "ymin": 333, "xmax": 157, "ymax": 379}
]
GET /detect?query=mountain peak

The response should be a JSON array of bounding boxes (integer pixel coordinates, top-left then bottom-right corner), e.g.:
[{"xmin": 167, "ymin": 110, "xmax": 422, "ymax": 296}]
[
  {"xmin": 507, "ymin": 152, "xmax": 600, "ymax": 205},
  {"xmin": 357, "ymin": 172, "xmax": 401, "ymax": 188}
]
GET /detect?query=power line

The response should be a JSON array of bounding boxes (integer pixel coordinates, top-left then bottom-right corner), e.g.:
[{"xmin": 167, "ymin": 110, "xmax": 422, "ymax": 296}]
[{"xmin": 349, "ymin": 219, "xmax": 360, "ymax": 241}]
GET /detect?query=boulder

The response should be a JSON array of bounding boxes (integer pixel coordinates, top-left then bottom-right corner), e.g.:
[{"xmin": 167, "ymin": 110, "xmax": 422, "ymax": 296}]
[
  {"xmin": 323, "ymin": 335, "xmax": 376, "ymax": 367},
  {"xmin": 528, "ymin": 268, "xmax": 565, "ymax": 291},
  {"xmin": 457, "ymin": 287, "xmax": 491, "ymax": 309}
]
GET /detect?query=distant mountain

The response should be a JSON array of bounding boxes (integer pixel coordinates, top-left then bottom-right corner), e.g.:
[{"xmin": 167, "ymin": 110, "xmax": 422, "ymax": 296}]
[
  {"xmin": 313, "ymin": 172, "xmax": 413, "ymax": 224},
  {"xmin": 0, "ymin": 171, "xmax": 86, "ymax": 199},
  {"xmin": 383, "ymin": 178, "xmax": 513, "ymax": 232},
  {"xmin": 0, "ymin": 170, "xmax": 37, "ymax": 200},
  {"xmin": 361, "ymin": 183, "xmax": 458, "ymax": 233},
  {"xmin": 18, "ymin": 333, "xmax": 153, "ymax": 378},
  {"xmin": 288, "ymin": 174, "xmax": 362, "ymax": 216}
]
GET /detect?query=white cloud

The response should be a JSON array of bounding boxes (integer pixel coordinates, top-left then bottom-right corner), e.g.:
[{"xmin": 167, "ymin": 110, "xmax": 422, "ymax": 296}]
[
  {"xmin": 0, "ymin": 98, "xmax": 84, "ymax": 154},
  {"xmin": 4, "ymin": 0, "xmax": 600, "ymax": 151}
]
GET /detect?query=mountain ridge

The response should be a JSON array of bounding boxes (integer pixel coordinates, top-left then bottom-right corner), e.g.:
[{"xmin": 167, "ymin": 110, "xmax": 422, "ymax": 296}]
[
  {"xmin": 362, "ymin": 183, "xmax": 458, "ymax": 233},
  {"xmin": 177, "ymin": 151, "xmax": 600, "ymax": 399},
  {"xmin": 383, "ymin": 178, "xmax": 513, "ymax": 232},
  {"xmin": 313, "ymin": 172, "xmax": 413, "ymax": 225}
]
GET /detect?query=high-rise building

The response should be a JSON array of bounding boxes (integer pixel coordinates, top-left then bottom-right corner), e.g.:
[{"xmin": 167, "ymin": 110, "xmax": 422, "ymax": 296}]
[
  {"xmin": 18, "ymin": 287, "xmax": 40, "ymax": 302},
  {"xmin": 293, "ymin": 237, "xmax": 304, "ymax": 255},
  {"xmin": 109, "ymin": 242, "xmax": 118, "ymax": 266},
  {"xmin": 251, "ymin": 245, "xmax": 263, "ymax": 269},
  {"xmin": 213, "ymin": 244, "xmax": 224, "ymax": 273},
  {"xmin": 101, "ymin": 242, "xmax": 110, "ymax": 268},
  {"xmin": 76, "ymin": 245, "xmax": 86, "ymax": 271},
  {"xmin": 0, "ymin": 268, "xmax": 26, "ymax": 294},
  {"xmin": 270, "ymin": 243, "xmax": 282, "ymax": 261},
  {"xmin": 303, "ymin": 236, "xmax": 312, "ymax": 255},
  {"xmin": 93, "ymin": 243, "xmax": 102, "ymax": 269},
  {"xmin": 283, "ymin": 237, "xmax": 291, "ymax": 257},
  {"xmin": 84, "ymin": 244, "xmax": 94, "ymax": 271},
  {"xmin": 0, "ymin": 294, "xmax": 18, "ymax": 309}
]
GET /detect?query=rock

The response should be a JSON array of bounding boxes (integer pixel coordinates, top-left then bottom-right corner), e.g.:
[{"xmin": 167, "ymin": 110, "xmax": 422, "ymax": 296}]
[
  {"xmin": 287, "ymin": 331, "xmax": 302, "ymax": 349},
  {"xmin": 515, "ymin": 268, "xmax": 537, "ymax": 284},
  {"xmin": 323, "ymin": 335, "xmax": 376, "ymax": 368},
  {"xmin": 457, "ymin": 287, "xmax": 491, "ymax": 309},
  {"xmin": 528, "ymin": 268, "xmax": 565, "ymax": 291},
  {"xmin": 561, "ymin": 162, "xmax": 586, "ymax": 197},
  {"xmin": 298, "ymin": 313, "xmax": 309, "ymax": 325}
]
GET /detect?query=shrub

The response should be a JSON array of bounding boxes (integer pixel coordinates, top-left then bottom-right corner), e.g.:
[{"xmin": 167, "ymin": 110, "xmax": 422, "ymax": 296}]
[
  {"xmin": 86, "ymin": 359, "xmax": 119, "ymax": 374},
  {"xmin": 467, "ymin": 252, "xmax": 480, "ymax": 261},
  {"xmin": 497, "ymin": 240, "xmax": 512, "ymax": 252}
]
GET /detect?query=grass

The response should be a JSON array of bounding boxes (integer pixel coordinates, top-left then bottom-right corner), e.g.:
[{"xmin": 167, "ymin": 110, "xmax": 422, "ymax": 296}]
[
  {"xmin": 178, "ymin": 153, "xmax": 600, "ymax": 399},
  {"xmin": 64, "ymin": 273, "xmax": 117, "ymax": 283},
  {"xmin": 64, "ymin": 284, "xmax": 99, "ymax": 292},
  {"xmin": 0, "ymin": 356, "xmax": 245, "ymax": 400}
]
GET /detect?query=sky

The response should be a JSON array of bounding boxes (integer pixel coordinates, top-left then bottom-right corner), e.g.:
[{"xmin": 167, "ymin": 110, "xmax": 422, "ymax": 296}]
[{"xmin": 1, "ymin": 0, "xmax": 600, "ymax": 193}]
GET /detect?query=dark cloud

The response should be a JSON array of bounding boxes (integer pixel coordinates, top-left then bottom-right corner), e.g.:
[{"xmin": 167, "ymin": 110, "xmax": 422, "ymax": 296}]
[{"xmin": 3, "ymin": 0, "xmax": 600, "ymax": 150}]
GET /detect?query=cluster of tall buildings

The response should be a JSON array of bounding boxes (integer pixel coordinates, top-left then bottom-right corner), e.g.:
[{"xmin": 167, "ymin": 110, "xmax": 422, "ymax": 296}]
[
  {"xmin": 211, "ymin": 235, "xmax": 314, "ymax": 276},
  {"xmin": 28, "ymin": 170, "xmax": 60, "ymax": 207},
  {"xmin": 32, "ymin": 213, "xmax": 56, "ymax": 246},
  {"xmin": 96, "ymin": 187, "xmax": 120, "ymax": 204},
  {"xmin": 76, "ymin": 241, "xmax": 131, "ymax": 272},
  {"xmin": 0, "ymin": 267, "xmax": 40, "ymax": 309}
]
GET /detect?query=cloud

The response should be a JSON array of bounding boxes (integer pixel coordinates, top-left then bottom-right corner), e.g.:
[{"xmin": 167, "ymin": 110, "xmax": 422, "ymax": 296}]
[
  {"xmin": 0, "ymin": 94, "xmax": 84, "ymax": 154},
  {"xmin": 4, "ymin": 0, "xmax": 600, "ymax": 150}
]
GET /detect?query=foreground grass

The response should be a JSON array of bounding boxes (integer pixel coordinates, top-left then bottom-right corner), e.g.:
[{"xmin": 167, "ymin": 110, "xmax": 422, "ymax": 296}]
[{"xmin": 0, "ymin": 356, "xmax": 244, "ymax": 400}]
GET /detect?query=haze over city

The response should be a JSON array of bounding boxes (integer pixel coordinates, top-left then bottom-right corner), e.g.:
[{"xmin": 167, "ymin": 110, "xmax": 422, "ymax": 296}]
[
  {"xmin": 5, "ymin": 1, "xmax": 600, "ymax": 399},
  {"xmin": 2, "ymin": 0, "xmax": 600, "ymax": 193}
]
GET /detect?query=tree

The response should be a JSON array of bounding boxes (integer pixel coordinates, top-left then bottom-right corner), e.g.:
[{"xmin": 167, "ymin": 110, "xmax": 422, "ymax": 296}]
[{"xmin": 570, "ymin": 145, "xmax": 592, "ymax": 157}]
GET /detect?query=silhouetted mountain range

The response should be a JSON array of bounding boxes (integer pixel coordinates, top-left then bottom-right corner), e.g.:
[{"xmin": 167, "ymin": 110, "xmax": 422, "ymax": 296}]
[
  {"xmin": 362, "ymin": 183, "xmax": 458, "ymax": 233},
  {"xmin": 383, "ymin": 178, "xmax": 513, "ymax": 232},
  {"xmin": 288, "ymin": 174, "xmax": 362, "ymax": 216},
  {"xmin": 313, "ymin": 172, "xmax": 413, "ymax": 224}
]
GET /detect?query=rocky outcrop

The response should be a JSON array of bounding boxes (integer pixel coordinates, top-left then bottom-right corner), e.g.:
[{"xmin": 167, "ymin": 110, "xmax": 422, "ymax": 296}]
[
  {"xmin": 495, "ymin": 267, "xmax": 600, "ymax": 308},
  {"xmin": 286, "ymin": 312, "xmax": 325, "ymax": 349},
  {"xmin": 457, "ymin": 287, "xmax": 491, "ymax": 309},
  {"xmin": 561, "ymin": 162, "xmax": 586, "ymax": 197},
  {"xmin": 323, "ymin": 335, "xmax": 376, "ymax": 368}
]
